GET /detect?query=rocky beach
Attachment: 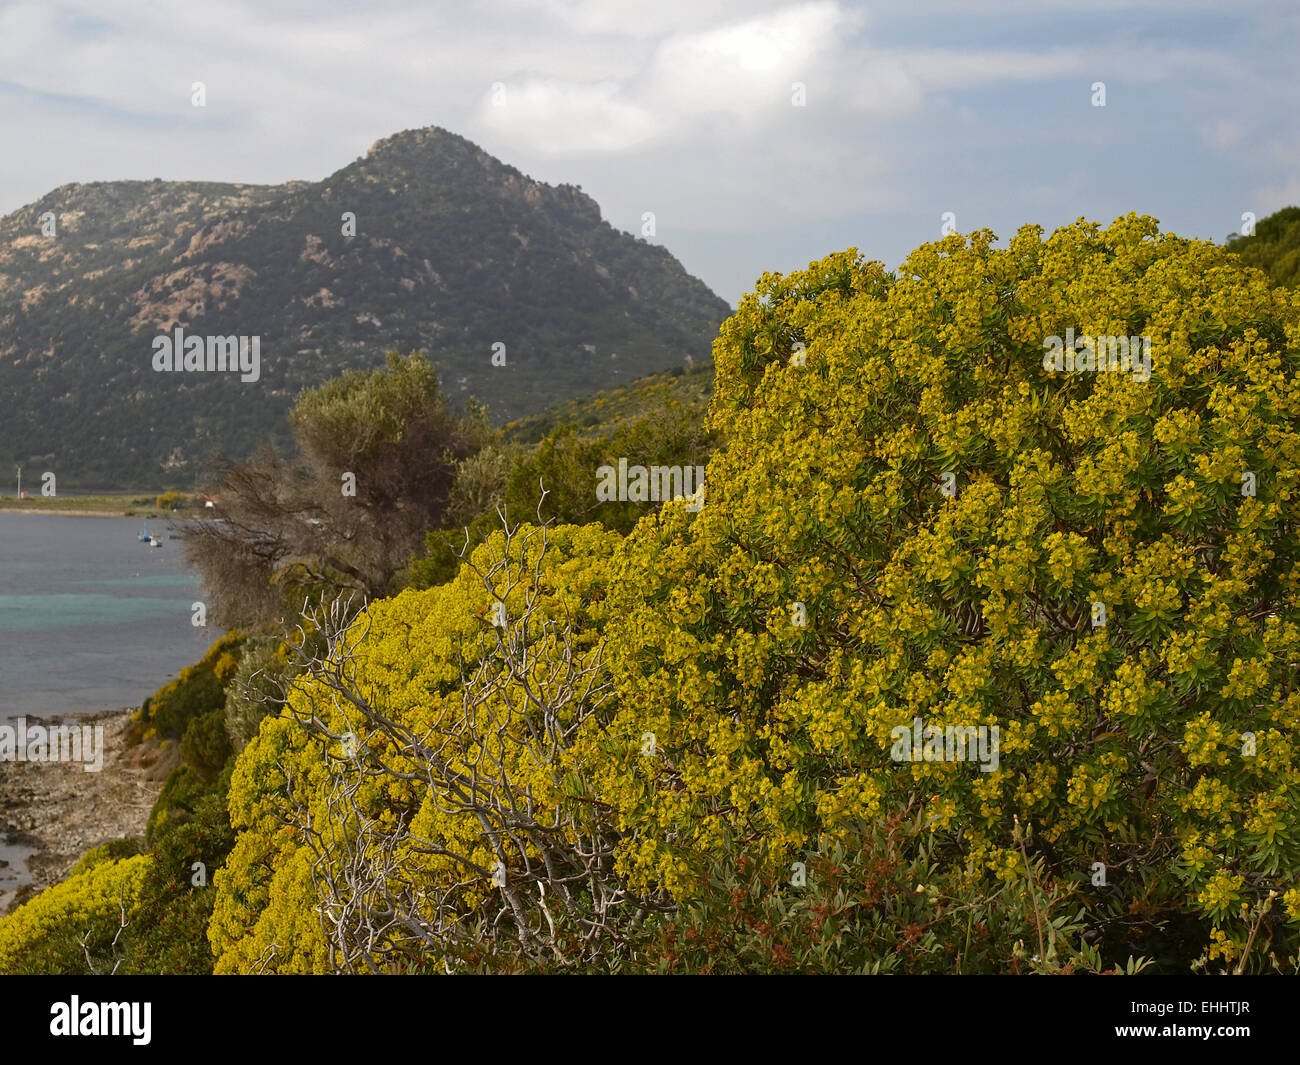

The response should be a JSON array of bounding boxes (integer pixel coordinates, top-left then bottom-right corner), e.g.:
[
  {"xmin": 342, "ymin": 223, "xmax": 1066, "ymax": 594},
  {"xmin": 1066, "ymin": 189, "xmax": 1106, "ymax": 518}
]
[{"xmin": 0, "ymin": 709, "xmax": 172, "ymax": 914}]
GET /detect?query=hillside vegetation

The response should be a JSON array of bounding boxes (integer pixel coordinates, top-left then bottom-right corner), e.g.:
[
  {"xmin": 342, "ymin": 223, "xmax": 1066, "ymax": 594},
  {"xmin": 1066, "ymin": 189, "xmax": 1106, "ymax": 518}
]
[{"xmin": 1226, "ymin": 206, "xmax": 1300, "ymax": 289}]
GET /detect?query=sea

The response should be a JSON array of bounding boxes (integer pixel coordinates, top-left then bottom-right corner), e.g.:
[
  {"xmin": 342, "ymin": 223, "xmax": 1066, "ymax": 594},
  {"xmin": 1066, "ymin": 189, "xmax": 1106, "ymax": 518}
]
[
  {"xmin": 0, "ymin": 510, "xmax": 218, "ymax": 904},
  {"xmin": 0, "ymin": 512, "xmax": 215, "ymax": 718}
]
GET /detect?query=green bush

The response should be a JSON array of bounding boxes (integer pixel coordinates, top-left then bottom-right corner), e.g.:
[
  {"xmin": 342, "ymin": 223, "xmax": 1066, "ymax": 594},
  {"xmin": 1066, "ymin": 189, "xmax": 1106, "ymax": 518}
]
[
  {"xmin": 1226, "ymin": 205, "xmax": 1300, "ymax": 289},
  {"xmin": 140, "ymin": 631, "xmax": 246, "ymax": 740},
  {"xmin": 412, "ymin": 400, "xmax": 717, "ymax": 589},
  {"xmin": 121, "ymin": 791, "xmax": 235, "ymax": 975},
  {"xmin": 456, "ymin": 806, "xmax": 1151, "ymax": 975},
  {"xmin": 223, "ymin": 636, "xmax": 299, "ymax": 752},
  {"xmin": 67, "ymin": 837, "xmax": 146, "ymax": 878},
  {"xmin": 625, "ymin": 812, "xmax": 1146, "ymax": 975},
  {"xmin": 181, "ymin": 707, "xmax": 234, "ymax": 780},
  {"xmin": 147, "ymin": 763, "xmax": 231, "ymax": 847}
]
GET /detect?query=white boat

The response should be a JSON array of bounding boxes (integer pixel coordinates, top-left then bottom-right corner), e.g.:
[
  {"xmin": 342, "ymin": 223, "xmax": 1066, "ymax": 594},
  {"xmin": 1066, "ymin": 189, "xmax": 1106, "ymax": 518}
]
[{"xmin": 149, "ymin": 535, "xmax": 163, "ymax": 548}]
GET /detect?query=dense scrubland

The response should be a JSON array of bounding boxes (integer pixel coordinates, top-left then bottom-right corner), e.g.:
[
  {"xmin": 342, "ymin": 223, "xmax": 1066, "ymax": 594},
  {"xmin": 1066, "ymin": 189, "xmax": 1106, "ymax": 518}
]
[{"xmin": 3, "ymin": 212, "xmax": 1300, "ymax": 975}]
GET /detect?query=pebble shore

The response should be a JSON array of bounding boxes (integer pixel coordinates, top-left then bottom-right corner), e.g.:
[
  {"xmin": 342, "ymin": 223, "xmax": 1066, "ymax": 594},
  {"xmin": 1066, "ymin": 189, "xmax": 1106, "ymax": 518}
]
[{"xmin": 0, "ymin": 710, "xmax": 173, "ymax": 914}]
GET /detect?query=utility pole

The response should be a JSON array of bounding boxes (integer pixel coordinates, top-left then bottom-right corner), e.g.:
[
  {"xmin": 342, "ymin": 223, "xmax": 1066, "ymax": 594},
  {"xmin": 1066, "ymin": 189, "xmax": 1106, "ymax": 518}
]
[{"xmin": 15, "ymin": 465, "xmax": 20, "ymax": 499}]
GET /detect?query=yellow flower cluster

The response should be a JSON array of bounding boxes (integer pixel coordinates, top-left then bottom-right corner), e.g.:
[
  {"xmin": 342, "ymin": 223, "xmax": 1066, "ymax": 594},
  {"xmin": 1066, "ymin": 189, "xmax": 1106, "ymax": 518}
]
[{"xmin": 0, "ymin": 854, "xmax": 150, "ymax": 973}]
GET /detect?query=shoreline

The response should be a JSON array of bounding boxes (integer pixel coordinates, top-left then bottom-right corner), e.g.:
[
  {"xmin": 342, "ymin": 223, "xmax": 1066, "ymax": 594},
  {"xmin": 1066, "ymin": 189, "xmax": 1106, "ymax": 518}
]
[
  {"xmin": 0, "ymin": 495, "xmax": 206, "ymax": 520},
  {"xmin": 0, "ymin": 508, "xmax": 137, "ymax": 518},
  {"xmin": 0, "ymin": 709, "xmax": 172, "ymax": 915}
]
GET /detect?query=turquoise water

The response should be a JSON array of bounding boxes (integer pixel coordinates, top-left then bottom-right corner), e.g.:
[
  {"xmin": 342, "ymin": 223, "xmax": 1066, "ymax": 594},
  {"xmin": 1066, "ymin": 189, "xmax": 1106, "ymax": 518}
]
[{"xmin": 0, "ymin": 513, "xmax": 217, "ymax": 716}]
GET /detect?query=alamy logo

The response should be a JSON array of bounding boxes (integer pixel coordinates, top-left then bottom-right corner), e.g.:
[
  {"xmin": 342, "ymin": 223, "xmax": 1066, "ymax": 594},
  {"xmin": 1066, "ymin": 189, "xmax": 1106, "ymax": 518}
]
[
  {"xmin": 50, "ymin": 997, "xmax": 151, "ymax": 1045},
  {"xmin": 596, "ymin": 459, "xmax": 705, "ymax": 512},
  {"xmin": 0, "ymin": 717, "xmax": 104, "ymax": 772},
  {"xmin": 1042, "ymin": 327, "xmax": 1151, "ymax": 382},
  {"xmin": 890, "ymin": 717, "xmax": 1000, "ymax": 773},
  {"xmin": 151, "ymin": 327, "xmax": 261, "ymax": 382}
]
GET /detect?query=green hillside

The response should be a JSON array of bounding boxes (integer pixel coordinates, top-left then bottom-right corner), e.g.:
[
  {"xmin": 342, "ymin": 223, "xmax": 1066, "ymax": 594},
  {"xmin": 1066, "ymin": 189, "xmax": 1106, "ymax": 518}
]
[
  {"xmin": 505, "ymin": 360, "xmax": 714, "ymax": 444},
  {"xmin": 1224, "ymin": 205, "xmax": 1300, "ymax": 288}
]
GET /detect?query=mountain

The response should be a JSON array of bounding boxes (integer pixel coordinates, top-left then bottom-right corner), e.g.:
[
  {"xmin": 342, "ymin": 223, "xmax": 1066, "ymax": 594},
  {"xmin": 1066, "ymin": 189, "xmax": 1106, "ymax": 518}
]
[{"xmin": 0, "ymin": 127, "xmax": 731, "ymax": 488}]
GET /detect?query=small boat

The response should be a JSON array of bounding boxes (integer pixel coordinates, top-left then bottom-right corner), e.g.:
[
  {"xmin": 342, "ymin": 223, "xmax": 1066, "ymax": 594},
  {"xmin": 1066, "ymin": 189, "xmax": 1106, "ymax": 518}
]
[
  {"xmin": 138, "ymin": 523, "xmax": 152, "ymax": 542},
  {"xmin": 149, "ymin": 535, "xmax": 163, "ymax": 548}
]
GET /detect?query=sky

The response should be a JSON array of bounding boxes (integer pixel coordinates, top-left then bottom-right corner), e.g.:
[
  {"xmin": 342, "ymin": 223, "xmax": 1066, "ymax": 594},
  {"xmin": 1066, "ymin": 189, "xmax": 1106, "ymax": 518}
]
[{"xmin": 0, "ymin": 0, "xmax": 1295, "ymax": 305}]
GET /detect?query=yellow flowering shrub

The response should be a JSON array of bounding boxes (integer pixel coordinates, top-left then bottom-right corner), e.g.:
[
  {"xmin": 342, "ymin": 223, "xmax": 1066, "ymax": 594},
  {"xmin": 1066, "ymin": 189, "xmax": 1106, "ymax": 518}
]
[
  {"xmin": 209, "ymin": 523, "xmax": 624, "ymax": 973},
  {"xmin": 0, "ymin": 854, "xmax": 150, "ymax": 974},
  {"xmin": 592, "ymin": 216, "xmax": 1300, "ymax": 966}
]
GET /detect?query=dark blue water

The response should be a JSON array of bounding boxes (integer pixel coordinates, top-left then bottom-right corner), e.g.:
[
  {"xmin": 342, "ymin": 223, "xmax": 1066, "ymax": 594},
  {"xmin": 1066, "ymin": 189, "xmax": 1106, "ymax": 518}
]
[{"xmin": 0, "ymin": 513, "xmax": 217, "ymax": 716}]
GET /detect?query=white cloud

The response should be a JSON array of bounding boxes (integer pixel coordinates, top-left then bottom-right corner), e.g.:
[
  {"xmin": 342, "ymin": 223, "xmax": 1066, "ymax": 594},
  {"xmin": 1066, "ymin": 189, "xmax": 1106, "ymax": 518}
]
[
  {"xmin": 644, "ymin": 2, "xmax": 850, "ymax": 116},
  {"xmin": 515, "ymin": 0, "xmax": 794, "ymax": 37},
  {"xmin": 887, "ymin": 49, "xmax": 1086, "ymax": 90},
  {"xmin": 477, "ymin": 79, "xmax": 661, "ymax": 154}
]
